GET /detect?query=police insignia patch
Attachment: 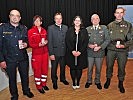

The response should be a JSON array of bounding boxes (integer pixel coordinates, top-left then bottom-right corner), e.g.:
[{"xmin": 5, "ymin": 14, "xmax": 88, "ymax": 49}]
[{"xmin": 3, "ymin": 32, "xmax": 12, "ymax": 34}]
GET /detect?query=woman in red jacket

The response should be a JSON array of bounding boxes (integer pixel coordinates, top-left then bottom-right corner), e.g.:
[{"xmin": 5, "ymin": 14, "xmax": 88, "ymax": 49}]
[{"xmin": 28, "ymin": 15, "xmax": 49, "ymax": 94}]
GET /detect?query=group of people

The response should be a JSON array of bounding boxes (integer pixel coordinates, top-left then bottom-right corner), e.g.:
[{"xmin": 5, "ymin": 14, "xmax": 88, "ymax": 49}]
[{"xmin": 0, "ymin": 7, "xmax": 133, "ymax": 100}]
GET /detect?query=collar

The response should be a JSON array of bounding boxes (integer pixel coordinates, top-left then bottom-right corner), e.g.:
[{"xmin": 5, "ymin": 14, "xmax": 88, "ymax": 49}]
[
  {"xmin": 93, "ymin": 24, "xmax": 99, "ymax": 30},
  {"xmin": 32, "ymin": 26, "xmax": 42, "ymax": 33},
  {"xmin": 114, "ymin": 18, "xmax": 124, "ymax": 24},
  {"xmin": 55, "ymin": 23, "xmax": 62, "ymax": 29},
  {"xmin": 8, "ymin": 22, "xmax": 21, "ymax": 29}
]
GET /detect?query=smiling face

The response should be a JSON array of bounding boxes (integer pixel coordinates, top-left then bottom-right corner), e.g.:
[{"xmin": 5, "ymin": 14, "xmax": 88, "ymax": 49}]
[
  {"xmin": 34, "ymin": 17, "xmax": 42, "ymax": 27},
  {"xmin": 54, "ymin": 14, "xmax": 62, "ymax": 25},
  {"xmin": 9, "ymin": 10, "xmax": 21, "ymax": 25},
  {"xmin": 91, "ymin": 14, "xmax": 100, "ymax": 26},
  {"xmin": 114, "ymin": 8, "xmax": 125, "ymax": 21},
  {"xmin": 74, "ymin": 17, "xmax": 81, "ymax": 27}
]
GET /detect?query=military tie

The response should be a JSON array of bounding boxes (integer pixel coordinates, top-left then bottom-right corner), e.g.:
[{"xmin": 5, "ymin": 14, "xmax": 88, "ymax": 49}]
[{"xmin": 95, "ymin": 27, "xmax": 97, "ymax": 30}]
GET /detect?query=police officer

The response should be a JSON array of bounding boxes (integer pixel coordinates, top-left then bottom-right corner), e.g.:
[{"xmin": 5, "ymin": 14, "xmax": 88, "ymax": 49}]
[
  {"xmin": 0, "ymin": 9, "xmax": 34, "ymax": 100},
  {"xmin": 104, "ymin": 7, "xmax": 133, "ymax": 93},
  {"xmin": 48, "ymin": 12, "xmax": 69, "ymax": 90},
  {"xmin": 85, "ymin": 14, "xmax": 110, "ymax": 90}
]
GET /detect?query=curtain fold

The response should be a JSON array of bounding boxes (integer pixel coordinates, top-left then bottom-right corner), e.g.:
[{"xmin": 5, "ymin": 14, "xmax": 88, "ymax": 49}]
[{"xmin": 0, "ymin": 0, "xmax": 133, "ymax": 29}]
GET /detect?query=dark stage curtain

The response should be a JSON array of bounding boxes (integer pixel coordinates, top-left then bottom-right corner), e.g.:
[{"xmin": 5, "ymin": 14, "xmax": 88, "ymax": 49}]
[{"xmin": 0, "ymin": 0, "xmax": 133, "ymax": 29}]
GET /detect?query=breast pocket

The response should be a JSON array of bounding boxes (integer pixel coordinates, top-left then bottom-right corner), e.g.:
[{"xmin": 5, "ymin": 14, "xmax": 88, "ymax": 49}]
[
  {"xmin": 3, "ymin": 34, "xmax": 14, "ymax": 45},
  {"xmin": 97, "ymin": 32, "xmax": 105, "ymax": 44}
]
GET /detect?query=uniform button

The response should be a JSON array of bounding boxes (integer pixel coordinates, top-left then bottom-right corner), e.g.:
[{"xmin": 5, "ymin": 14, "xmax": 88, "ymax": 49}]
[
  {"xmin": 15, "ymin": 36, "xmax": 17, "ymax": 38},
  {"xmin": 16, "ymin": 45, "xmax": 18, "ymax": 46},
  {"xmin": 16, "ymin": 54, "xmax": 18, "ymax": 55}
]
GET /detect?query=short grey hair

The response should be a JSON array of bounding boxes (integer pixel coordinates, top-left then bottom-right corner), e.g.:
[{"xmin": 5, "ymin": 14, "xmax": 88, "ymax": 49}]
[{"xmin": 91, "ymin": 14, "xmax": 100, "ymax": 20}]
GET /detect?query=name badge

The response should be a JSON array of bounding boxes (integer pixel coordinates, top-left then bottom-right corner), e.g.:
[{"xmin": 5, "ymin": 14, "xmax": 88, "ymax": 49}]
[{"xmin": 3, "ymin": 32, "xmax": 12, "ymax": 34}]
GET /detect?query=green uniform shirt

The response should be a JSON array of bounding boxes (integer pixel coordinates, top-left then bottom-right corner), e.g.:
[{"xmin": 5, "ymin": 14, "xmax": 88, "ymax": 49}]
[
  {"xmin": 107, "ymin": 19, "xmax": 133, "ymax": 52},
  {"xmin": 86, "ymin": 25, "xmax": 110, "ymax": 57}
]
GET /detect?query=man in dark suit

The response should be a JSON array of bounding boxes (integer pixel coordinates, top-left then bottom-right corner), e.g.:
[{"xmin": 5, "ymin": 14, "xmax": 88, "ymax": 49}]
[{"xmin": 48, "ymin": 12, "xmax": 69, "ymax": 90}]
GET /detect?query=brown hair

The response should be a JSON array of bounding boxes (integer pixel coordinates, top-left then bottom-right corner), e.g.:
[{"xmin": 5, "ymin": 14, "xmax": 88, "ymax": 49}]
[
  {"xmin": 33, "ymin": 15, "xmax": 43, "ymax": 23},
  {"xmin": 72, "ymin": 16, "xmax": 84, "ymax": 28},
  {"xmin": 116, "ymin": 7, "xmax": 126, "ymax": 13},
  {"xmin": 54, "ymin": 12, "xmax": 62, "ymax": 18}
]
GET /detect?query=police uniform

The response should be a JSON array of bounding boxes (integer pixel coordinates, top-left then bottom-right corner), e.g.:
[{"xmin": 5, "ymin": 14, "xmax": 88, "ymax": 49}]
[
  {"xmin": 0, "ymin": 23, "xmax": 31, "ymax": 99},
  {"xmin": 86, "ymin": 25, "xmax": 110, "ymax": 84},
  {"xmin": 106, "ymin": 19, "xmax": 133, "ymax": 81}
]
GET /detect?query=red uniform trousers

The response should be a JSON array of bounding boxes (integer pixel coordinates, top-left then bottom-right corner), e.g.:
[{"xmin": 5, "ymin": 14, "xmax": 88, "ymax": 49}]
[{"xmin": 32, "ymin": 52, "xmax": 48, "ymax": 89}]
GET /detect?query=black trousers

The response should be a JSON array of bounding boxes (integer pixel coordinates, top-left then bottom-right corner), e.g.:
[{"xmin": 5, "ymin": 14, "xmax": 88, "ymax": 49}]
[
  {"xmin": 51, "ymin": 56, "xmax": 66, "ymax": 83},
  {"xmin": 70, "ymin": 68, "xmax": 82, "ymax": 86},
  {"xmin": 6, "ymin": 60, "xmax": 30, "ymax": 100}
]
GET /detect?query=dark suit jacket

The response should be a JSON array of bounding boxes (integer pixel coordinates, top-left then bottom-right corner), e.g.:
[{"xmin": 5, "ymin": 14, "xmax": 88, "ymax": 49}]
[{"xmin": 48, "ymin": 24, "xmax": 68, "ymax": 56}]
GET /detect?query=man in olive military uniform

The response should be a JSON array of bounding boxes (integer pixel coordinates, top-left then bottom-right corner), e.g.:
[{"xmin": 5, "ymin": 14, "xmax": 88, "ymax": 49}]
[
  {"xmin": 85, "ymin": 14, "xmax": 110, "ymax": 90},
  {"xmin": 104, "ymin": 7, "xmax": 133, "ymax": 93},
  {"xmin": 0, "ymin": 10, "xmax": 34, "ymax": 100}
]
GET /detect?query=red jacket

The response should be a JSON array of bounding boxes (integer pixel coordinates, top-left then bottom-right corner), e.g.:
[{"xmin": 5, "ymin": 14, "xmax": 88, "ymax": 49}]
[{"xmin": 28, "ymin": 26, "xmax": 48, "ymax": 55}]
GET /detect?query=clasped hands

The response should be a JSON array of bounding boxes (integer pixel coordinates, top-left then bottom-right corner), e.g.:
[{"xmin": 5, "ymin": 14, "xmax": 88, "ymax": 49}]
[
  {"xmin": 116, "ymin": 44, "xmax": 125, "ymax": 48},
  {"xmin": 39, "ymin": 40, "xmax": 48, "ymax": 47},
  {"xmin": 88, "ymin": 44, "xmax": 101, "ymax": 51},
  {"xmin": 72, "ymin": 51, "xmax": 81, "ymax": 57}
]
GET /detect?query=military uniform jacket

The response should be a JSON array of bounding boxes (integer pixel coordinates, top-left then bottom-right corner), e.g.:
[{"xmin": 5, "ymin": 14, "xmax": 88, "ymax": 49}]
[
  {"xmin": 86, "ymin": 25, "xmax": 110, "ymax": 57},
  {"xmin": 0, "ymin": 23, "xmax": 28, "ymax": 63},
  {"xmin": 107, "ymin": 19, "xmax": 133, "ymax": 52},
  {"xmin": 48, "ymin": 24, "xmax": 68, "ymax": 56}
]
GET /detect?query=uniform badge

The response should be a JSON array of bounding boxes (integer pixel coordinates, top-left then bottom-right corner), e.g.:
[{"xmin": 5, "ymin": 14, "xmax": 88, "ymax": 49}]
[
  {"xmin": 120, "ymin": 25, "xmax": 123, "ymax": 27},
  {"xmin": 120, "ymin": 24, "xmax": 127, "ymax": 28},
  {"xmin": 98, "ymin": 27, "xmax": 101, "ymax": 30},
  {"xmin": 110, "ymin": 31, "xmax": 112, "ymax": 34},
  {"xmin": 120, "ymin": 30, "xmax": 123, "ymax": 33},
  {"xmin": 124, "ymin": 25, "xmax": 127, "ymax": 27},
  {"xmin": 99, "ymin": 31, "xmax": 103, "ymax": 33},
  {"xmin": 3, "ymin": 32, "xmax": 12, "ymax": 34}
]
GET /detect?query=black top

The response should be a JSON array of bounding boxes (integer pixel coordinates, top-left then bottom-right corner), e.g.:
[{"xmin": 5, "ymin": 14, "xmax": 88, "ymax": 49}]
[
  {"xmin": 65, "ymin": 27, "xmax": 88, "ymax": 69},
  {"xmin": 0, "ymin": 23, "xmax": 28, "ymax": 63}
]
